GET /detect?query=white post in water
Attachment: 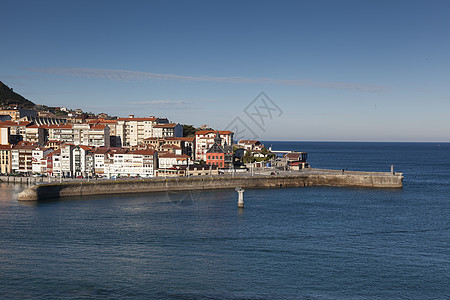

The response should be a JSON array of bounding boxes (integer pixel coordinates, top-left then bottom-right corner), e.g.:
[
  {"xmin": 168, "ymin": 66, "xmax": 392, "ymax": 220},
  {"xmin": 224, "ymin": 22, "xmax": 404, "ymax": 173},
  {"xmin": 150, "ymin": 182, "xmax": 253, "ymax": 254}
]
[
  {"xmin": 235, "ymin": 187, "xmax": 245, "ymax": 208},
  {"xmin": 391, "ymin": 164, "xmax": 394, "ymax": 174}
]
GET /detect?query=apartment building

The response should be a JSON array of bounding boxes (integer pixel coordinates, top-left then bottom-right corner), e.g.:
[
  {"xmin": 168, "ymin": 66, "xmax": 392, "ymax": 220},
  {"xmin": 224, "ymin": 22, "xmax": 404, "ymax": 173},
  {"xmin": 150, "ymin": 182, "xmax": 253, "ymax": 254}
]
[
  {"xmin": 158, "ymin": 153, "xmax": 191, "ymax": 169},
  {"xmin": 72, "ymin": 145, "xmax": 94, "ymax": 178},
  {"xmin": 0, "ymin": 126, "xmax": 9, "ymax": 145},
  {"xmin": 0, "ymin": 109, "xmax": 37, "ymax": 121},
  {"xmin": 51, "ymin": 149, "xmax": 62, "ymax": 177},
  {"xmin": 11, "ymin": 141, "xmax": 39, "ymax": 174},
  {"xmin": 24, "ymin": 125, "xmax": 46, "ymax": 145},
  {"xmin": 60, "ymin": 143, "xmax": 74, "ymax": 177},
  {"xmin": 93, "ymin": 147, "xmax": 111, "ymax": 175},
  {"xmin": 31, "ymin": 147, "xmax": 53, "ymax": 174},
  {"xmin": 0, "ymin": 144, "xmax": 12, "ymax": 174},
  {"xmin": 116, "ymin": 116, "xmax": 169, "ymax": 147},
  {"xmin": 45, "ymin": 124, "xmax": 110, "ymax": 147},
  {"xmin": 0, "ymin": 121, "xmax": 32, "ymax": 144},
  {"xmin": 152, "ymin": 123, "xmax": 183, "ymax": 138},
  {"xmin": 107, "ymin": 149, "xmax": 157, "ymax": 178},
  {"xmin": 143, "ymin": 137, "xmax": 195, "ymax": 159}
]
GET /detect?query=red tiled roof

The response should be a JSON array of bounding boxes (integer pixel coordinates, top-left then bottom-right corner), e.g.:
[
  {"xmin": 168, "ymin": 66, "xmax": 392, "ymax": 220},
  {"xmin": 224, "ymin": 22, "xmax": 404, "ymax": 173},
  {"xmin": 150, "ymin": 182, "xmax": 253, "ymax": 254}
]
[
  {"xmin": 0, "ymin": 145, "xmax": 12, "ymax": 150},
  {"xmin": 41, "ymin": 124, "xmax": 60, "ymax": 129},
  {"xmin": 0, "ymin": 121, "xmax": 31, "ymax": 127},
  {"xmin": 238, "ymin": 140, "xmax": 259, "ymax": 144},
  {"xmin": 129, "ymin": 149, "xmax": 156, "ymax": 155},
  {"xmin": 77, "ymin": 145, "xmax": 93, "ymax": 151},
  {"xmin": 90, "ymin": 124, "xmax": 106, "ymax": 130},
  {"xmin": 195, "ymin": 130, "xmax": 233, "ymax": 135},
  {"xmin": 179, "ymin": 137, "xmax": 195, "ymax": 142},
  {"xmin": 153, "ymin": 123, "xmax": 178, "ymax": 128},
  {"xmin": 117, "ymin": 117, "xmax": 157, "ymax": 121},
  {"xmin": 93, "ymin": 147, "xmax": 110, "ymax": 154},
  {"xmin": 289, "ymin": 161, "xmax": 308, "ymax": 166},
  {"xmin": 13, "ymin": 141, "xmax": 39, "ymax": 150}
]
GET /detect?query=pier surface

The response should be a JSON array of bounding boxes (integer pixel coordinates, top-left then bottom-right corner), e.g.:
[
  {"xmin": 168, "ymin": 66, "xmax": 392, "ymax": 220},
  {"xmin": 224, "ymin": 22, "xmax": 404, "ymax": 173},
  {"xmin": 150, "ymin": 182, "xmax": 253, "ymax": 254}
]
[{"xmin": 17, "ymin": 169, "xmax": 403, "ymax": 201}]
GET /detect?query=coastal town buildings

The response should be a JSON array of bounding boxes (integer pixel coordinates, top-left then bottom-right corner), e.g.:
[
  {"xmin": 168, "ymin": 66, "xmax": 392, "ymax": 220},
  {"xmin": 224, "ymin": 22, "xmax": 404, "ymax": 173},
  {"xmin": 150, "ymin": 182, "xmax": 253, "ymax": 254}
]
[
  {"xmin": 31, "ymin": 147, "xmax": 53, "ymax": 174},
  {"xmin": 0, "ymin": 108, "xmax": 36, "ymax": 121},
  {"xmin": 0, "ymin": 126, "xmax": 9, "ymax": 145},
  {"xmin": 195, "ymin": 130, "xmax": 233, "ymax": 161},
  {"xmin": 60, "ymin": 143, "xmax": 74, "ymax": 177},
  {"xmin": 11, "ymin": 141, "xmax": 39, "ymax": 174},
  {"xmin": 285, "ymin": 152, "xmax": 309, "ymax": 170},
  {"xmin": 24, "ymin": 125, "xmax": 46, "ymax": 145},
  {"xmin": 237, "ymin": 140, "xmax": 264, "ymax": 152},
  {"xmin": 72, "ymin": 145, "xmax": 94, "ymax": 178},
  {"xmin": 142, "ymin": 137, "xmax": 195, "ymax": 159},
  {"xmin": 152, "ymin": 123, "xmax": 183, "ymax": 138},
  {"xmin": 45, "ymin": 123, "xmax": 110, "ymax": 147},
  {"xmin": 93, "ymin": 147, "xmax": 111, "ymax": 176},
  {"xmin": 107, "ymin": 149, "xmax": 158, "ymax": 178},
  {"xmin": 158, "ymin": 153, "xmax": 191, "ymax": 169},
  {"xmin": 116, "ymin": 116, "xmax": 169, "ymax": 147},
  {"xmin": 0, "ymin": 145, "xmax": 12, "ymax": 173},
  {"xmin": 0, "ymin": 105, "xmax": 248, "ymax": 178},
  {"xmin": 205, "ymin": 132, "xmax": 233, "ymax": 169},
  {"xmin": 51, "ymin": 150, "xmax": 62, "ymax": 177},
  {"xmin": 0, "ymin": 121, "xmax": 31, "ymax": 144}
]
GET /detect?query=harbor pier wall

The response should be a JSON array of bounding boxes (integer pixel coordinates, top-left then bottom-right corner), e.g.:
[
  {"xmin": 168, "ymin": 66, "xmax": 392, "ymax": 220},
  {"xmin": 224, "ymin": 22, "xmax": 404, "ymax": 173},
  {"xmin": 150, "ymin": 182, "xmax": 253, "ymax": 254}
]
[{"xmin": 17, "ymin": 171, "xmax": 404, "ymax": 201}]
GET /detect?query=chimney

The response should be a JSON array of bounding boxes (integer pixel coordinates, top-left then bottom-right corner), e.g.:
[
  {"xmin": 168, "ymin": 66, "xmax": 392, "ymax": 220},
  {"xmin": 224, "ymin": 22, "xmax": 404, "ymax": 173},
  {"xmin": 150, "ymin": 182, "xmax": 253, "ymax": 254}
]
[{"xmin": 128, "ymin": 115, "xmax": 134, "ymax": 118}]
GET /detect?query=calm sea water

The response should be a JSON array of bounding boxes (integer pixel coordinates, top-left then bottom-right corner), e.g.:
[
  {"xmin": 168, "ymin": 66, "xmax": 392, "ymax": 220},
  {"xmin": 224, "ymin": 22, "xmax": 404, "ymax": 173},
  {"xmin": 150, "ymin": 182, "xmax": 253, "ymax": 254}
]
[{"xmin": 0, "ymin": 142, "xmax": 449, "ymax": 299}]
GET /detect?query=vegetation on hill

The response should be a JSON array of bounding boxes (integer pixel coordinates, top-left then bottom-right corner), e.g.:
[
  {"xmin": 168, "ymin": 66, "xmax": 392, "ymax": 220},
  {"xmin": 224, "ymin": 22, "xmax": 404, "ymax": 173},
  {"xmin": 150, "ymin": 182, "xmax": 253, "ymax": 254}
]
[
  {"xmin": 0, "ymin": 81, "xmax": 35, "ymax": 108},
  {"xmin": 182, "ymin": 124, "xmax": 196, "ymax": 137}
]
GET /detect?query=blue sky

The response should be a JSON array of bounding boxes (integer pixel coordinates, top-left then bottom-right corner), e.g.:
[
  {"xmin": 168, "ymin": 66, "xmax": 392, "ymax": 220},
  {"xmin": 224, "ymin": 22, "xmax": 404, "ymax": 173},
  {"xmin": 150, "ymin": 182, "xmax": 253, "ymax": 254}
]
[{"xmin": 1, "ymin": 0, "xmax": 449, "ymax": 141}]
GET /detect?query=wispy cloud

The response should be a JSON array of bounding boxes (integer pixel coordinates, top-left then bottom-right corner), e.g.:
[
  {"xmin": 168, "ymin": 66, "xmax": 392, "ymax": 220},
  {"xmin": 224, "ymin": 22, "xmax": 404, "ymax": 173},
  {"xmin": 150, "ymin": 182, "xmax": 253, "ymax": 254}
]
[
  {"xmin": 131, "ymin": 99, "xmax": 195, "ymax": 110},
  {"xmin": 25, "ymin": 67, "xmax": 386, "ymax": 92}
]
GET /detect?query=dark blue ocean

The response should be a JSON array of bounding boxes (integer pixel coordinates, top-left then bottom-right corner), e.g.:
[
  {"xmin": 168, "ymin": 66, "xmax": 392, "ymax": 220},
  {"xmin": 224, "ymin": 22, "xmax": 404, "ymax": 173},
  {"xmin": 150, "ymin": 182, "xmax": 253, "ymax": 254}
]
[{"xmin": 0, "ymin": 142, "xmax": 449, "ymax": 299}]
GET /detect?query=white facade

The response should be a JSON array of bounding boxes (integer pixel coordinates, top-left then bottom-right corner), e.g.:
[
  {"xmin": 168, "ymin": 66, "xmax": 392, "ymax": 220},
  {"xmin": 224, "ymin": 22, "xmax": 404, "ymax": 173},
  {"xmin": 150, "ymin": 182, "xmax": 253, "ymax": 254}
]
[
  {"xmin": 47, "ymin": 124, "xmax": 110, "ymax": 147},
  {"xmin": 72, "ymin": 146, "xmax": 94, "ymax": 177},
  {"xmin": 158, "ymin": 153, "xmax": 191, "ymax": 169},
  {"xmin": 60, "ymin": 144, "xmax": 74, "ymax": 177},
  {"xmin": 31, "ymin": 147, "xmax": 53, "ymax": 173},
  {"xmin": 152, "ymin": 123, "xmax": 183, "ymax": 138},
  {"xmin": 106, "ymin": 150, "xmax": 157, "ymax": 178},
  {"xmin": 0, "ymin": 127, "xmax": 9, "ymax": 145},
  {"xmin": 52, "ymin": 150, "xmax": 62, "ymax": 177}
]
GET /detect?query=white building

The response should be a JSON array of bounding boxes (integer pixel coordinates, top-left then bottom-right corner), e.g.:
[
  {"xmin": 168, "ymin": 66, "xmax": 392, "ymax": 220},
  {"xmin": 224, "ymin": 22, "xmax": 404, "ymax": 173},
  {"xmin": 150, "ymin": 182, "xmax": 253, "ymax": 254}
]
[
  {"xmin": 237, "ymin": 140, "xmax": 264, "ymax": 152},
  {"xmin": 31, "ymin": 147, "xmax": 53, "ymax": 174},
  {"xmin": 158, "ymin": 153, "xmax": 191, "ymax": 169},
  {"xmin": 60, "ymin": 144, "xmax": 74, "ymax": 177},
  {"xmin": 106, "ymin": 149, "xmax": 157, "ymax": 178},
  {"xmin": 93, "ymin": 147, "xmax": 111, "ymax": 176},
  {"xmin": 195, "ymin": 130, "xmax": 233, "ymax": 161},
  {"xmin": 45, "ymin": 124, "xmax": 110, "ymax": 147},
  {"xmin": 116, "ymin": 116, "xmax": 169, "ymax": 147},
  {"xmin": 152, "ymin": 123, "xmax": 183, "ymax": 138},
  {"xmin": 72, "ymin": 145, "xmax": 94, "ymax": 177},
  {"xmin": 50, "ymin": 149, "xmax": 62, "ymax": 177}
]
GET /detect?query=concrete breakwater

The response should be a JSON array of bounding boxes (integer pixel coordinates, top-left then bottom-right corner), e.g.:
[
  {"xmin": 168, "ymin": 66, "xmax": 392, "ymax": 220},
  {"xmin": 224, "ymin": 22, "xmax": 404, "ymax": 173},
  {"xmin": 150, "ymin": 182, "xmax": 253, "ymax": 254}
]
[{"xmin": 17, "ymin": 170, "xmax": 403, "ymax": 201}]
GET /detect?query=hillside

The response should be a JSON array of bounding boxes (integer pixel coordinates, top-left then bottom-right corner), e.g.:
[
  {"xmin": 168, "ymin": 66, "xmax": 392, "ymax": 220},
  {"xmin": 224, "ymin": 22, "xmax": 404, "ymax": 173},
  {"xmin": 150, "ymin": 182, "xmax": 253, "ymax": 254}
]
[{"xmin": 0, "ymin": 81, "xmax": 35, "ymax": 108}]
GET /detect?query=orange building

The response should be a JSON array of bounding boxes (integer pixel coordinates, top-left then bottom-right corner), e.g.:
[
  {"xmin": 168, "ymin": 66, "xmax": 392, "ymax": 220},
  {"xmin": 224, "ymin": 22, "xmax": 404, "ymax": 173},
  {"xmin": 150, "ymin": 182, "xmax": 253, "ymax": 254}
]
[{"xmin": 205, "ymin": 132, "xmax": 233, "ymax": 168}]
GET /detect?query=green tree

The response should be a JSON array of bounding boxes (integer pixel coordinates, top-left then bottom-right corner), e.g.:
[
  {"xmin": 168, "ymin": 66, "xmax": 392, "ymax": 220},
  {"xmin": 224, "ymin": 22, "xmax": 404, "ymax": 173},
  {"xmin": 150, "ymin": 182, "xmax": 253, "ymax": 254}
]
[{"xmin": 182, "ymin": 124, "xmax": 196, "ymax": 137}]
